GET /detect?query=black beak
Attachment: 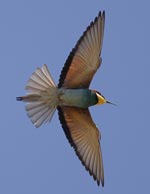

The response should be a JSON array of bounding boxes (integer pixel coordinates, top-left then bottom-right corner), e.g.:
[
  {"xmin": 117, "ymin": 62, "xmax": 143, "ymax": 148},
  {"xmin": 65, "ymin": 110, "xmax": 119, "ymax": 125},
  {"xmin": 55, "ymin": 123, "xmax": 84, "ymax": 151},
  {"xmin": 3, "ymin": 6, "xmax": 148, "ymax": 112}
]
[{"xmin": 106, "ymin": 100, "xmax": 116, "ymax": 106}]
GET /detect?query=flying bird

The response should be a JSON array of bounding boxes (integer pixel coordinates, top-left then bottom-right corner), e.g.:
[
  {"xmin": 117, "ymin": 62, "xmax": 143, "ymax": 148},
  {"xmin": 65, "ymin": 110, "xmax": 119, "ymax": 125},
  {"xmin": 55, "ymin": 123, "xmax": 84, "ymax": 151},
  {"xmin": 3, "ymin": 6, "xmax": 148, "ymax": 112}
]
[{"xmin": 17, "ymin": 11, "xmax": 113, "ymax": 186}]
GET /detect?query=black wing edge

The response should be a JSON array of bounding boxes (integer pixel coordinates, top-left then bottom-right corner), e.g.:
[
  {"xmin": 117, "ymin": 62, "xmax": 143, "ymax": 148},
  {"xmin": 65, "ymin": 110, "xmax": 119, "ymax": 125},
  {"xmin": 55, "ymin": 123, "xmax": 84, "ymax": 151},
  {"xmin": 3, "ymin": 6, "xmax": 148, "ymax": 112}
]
[
  {"xmin": 57, "ymin": 106, "xmax": 104, "ymax": 186},
  {"xmin": 58, "ymin": 11, "xmax": 105, "ymax": 88}
]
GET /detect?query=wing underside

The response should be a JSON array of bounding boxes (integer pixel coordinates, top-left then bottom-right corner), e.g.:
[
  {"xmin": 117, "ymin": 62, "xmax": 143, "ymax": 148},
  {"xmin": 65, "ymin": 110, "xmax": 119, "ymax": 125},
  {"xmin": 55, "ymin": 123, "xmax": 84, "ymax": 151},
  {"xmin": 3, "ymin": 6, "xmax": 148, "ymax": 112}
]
[
  {"xmin": 57, "ymin": 106, "xmax": 104, "ymax": 186},
  {"xmin": 58, "ymin": 11, "xmax": 105, "ymax": 89}
]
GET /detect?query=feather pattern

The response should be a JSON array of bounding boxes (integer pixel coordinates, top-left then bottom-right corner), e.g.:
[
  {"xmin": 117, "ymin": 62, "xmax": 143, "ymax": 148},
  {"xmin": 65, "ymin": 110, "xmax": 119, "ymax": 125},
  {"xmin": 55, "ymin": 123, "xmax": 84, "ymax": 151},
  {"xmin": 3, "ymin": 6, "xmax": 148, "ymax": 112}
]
[
  {"xmin": 17, "ymin": 64, "xmax": 57, "ymax": 127},
  {"xmin": 58, "ymin": 11, "xmax": 105, "ymax": 89},
  {"xmin": 57, "ymin": 106, "xmax": 104, "ymax": 186},
  {"xmin": 26, "ymin": 64, "xmax": 56, "ymax": 93}
]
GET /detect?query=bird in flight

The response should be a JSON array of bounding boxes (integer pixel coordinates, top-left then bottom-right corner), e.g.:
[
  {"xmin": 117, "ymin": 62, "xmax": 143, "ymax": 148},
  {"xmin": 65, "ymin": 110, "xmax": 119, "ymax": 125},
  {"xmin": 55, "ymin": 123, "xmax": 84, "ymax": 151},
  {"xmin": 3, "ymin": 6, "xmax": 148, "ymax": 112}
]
[{"xmin": 17, "ymin": 11, "xmax": 114, "ymax": 186}]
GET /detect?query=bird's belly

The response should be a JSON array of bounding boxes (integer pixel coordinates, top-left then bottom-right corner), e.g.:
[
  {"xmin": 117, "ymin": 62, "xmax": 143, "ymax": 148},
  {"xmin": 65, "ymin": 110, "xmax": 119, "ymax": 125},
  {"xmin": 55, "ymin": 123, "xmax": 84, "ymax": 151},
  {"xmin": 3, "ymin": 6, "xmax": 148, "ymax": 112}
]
[{"xmin": 58, "ymin": 89, "xmax": 94, "ymax": 108}]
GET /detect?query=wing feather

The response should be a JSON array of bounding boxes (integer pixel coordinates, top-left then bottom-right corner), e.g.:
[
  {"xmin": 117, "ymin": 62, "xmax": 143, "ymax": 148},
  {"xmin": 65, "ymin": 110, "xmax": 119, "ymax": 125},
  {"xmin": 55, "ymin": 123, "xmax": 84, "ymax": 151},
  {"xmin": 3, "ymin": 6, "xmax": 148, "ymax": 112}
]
[
  {"xmin": 58, "ymin": 11, "xmax": 105, "ymax": 88},
  {"xmin": 57, "ymin": 106, "xmax": 104, "ymax": 186}
]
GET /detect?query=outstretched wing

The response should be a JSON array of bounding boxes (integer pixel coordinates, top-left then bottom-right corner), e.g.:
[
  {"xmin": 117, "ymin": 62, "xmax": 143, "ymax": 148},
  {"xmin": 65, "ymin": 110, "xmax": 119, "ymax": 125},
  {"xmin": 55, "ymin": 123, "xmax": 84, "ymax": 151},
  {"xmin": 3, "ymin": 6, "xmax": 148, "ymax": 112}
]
[
  {"xmin": 58, "ymin": 11, "xmax": 105, "ymax": 89},
  {"xmin": 57, "ymin": 106, "xmax": 104, "ymax": 186}
]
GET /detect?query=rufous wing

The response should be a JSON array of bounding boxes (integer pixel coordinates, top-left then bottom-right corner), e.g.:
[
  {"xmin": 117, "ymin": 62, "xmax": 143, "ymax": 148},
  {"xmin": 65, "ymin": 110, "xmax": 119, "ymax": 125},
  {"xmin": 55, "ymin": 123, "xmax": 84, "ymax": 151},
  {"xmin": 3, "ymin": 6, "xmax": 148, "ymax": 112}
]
[
  {"xmin": 58, "ymin": 11, "xmax": 105, "ymax": 89},
  {"xmin": 57, "ymin": 106, "xmax": 104, "ymax": 186}
]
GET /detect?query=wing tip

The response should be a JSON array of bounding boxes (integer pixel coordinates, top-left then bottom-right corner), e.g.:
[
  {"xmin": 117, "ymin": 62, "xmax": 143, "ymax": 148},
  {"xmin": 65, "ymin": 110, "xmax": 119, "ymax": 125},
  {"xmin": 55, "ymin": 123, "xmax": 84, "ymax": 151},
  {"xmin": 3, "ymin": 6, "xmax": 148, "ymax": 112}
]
[
  {"xmin": 97, "ymin": 10, "xmax": 105, "ymax": 17},
  {"xmin": 93, "ymin": 10, "xmax": 105, "ymax": 25}
]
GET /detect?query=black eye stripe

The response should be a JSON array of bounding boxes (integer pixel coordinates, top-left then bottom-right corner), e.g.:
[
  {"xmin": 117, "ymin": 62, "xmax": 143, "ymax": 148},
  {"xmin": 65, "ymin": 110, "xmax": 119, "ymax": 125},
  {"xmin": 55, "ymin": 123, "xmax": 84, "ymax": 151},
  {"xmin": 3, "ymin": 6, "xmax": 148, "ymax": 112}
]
[{"xmin": 96, "ymin": 91, "xmax": 105, "ymax": 99}]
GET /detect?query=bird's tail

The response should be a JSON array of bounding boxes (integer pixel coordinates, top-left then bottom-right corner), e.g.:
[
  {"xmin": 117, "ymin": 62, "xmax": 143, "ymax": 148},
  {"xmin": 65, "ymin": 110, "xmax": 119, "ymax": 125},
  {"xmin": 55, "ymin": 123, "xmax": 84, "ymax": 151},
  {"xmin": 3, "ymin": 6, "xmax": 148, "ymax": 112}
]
[{"xmin": 16, "ymin": 64, "xmax": 58, "ymax": 128}]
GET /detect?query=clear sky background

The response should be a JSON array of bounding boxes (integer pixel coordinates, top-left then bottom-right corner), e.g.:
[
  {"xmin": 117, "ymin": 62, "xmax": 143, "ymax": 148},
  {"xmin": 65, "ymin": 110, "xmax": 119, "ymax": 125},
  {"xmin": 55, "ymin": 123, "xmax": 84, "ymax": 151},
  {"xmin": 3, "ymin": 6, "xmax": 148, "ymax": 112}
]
[{"xmin": 0, "ymin": 0, "xmax": 149, "ymax": 193}]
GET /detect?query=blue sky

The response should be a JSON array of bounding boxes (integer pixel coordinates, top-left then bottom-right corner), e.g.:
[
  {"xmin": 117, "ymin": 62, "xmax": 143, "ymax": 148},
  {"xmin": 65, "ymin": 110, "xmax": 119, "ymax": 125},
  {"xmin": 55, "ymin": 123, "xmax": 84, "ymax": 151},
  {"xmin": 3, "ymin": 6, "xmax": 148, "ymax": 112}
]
[{"xmin": 0, "ymin": 0, "xmax": 149, "ymax": 193}]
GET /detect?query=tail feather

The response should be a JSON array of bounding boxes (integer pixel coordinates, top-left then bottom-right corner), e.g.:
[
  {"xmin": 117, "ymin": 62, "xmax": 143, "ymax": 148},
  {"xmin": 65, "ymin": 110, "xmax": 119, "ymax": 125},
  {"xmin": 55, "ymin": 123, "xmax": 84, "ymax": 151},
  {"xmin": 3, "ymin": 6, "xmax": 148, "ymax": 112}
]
[
  {"xmin": 27, "ymin": 103, "xmax": 56, "ymax": 127},
  {"xmin": 17, "ymin": 64, "xmax": 57, "ymax": 127},
  {"xmin": 16, "ymin": 96, "xmax": 24, "ymax": 101},
  {"xmin": 26, "ymin": 64, "xmax": 56, "ymax": 93}
]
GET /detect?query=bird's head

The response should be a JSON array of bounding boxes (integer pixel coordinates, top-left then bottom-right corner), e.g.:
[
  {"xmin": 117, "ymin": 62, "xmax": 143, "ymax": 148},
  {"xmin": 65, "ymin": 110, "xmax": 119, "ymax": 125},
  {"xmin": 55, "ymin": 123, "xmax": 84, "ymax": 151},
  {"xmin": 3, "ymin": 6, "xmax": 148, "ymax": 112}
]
[{"xmin": 95, "ymin": 91, "xmax": 116, "ymax": 106}]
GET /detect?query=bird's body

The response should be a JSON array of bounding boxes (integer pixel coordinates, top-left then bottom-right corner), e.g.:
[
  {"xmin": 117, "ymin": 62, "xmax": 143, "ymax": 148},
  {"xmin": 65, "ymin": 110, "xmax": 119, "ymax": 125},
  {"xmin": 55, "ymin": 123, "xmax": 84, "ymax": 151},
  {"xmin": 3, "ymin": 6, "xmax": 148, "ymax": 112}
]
[
  {"xmin": 57, "ymin": 88, "xmax": 98, "ymax": 108},
  {"xmin": 16, "ymin": 11, "xmax": 112, "ymax": 186}
]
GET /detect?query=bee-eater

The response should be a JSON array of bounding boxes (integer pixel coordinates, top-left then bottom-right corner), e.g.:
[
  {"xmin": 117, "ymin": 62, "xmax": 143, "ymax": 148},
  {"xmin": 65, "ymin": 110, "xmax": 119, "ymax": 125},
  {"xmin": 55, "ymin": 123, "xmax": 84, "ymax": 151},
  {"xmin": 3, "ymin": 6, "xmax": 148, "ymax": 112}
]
[{"xmin": 17, "ymin": 11, "xmax": 113, "ymax": 186}]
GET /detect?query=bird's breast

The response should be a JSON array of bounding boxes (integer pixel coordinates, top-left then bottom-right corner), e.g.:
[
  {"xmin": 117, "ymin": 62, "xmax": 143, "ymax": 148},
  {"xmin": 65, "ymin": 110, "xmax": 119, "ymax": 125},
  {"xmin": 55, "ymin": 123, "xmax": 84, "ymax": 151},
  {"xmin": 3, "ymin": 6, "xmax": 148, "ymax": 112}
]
[{"xmin": 57, "ymin": 88, "xmax": 97, "ymax": 108}]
